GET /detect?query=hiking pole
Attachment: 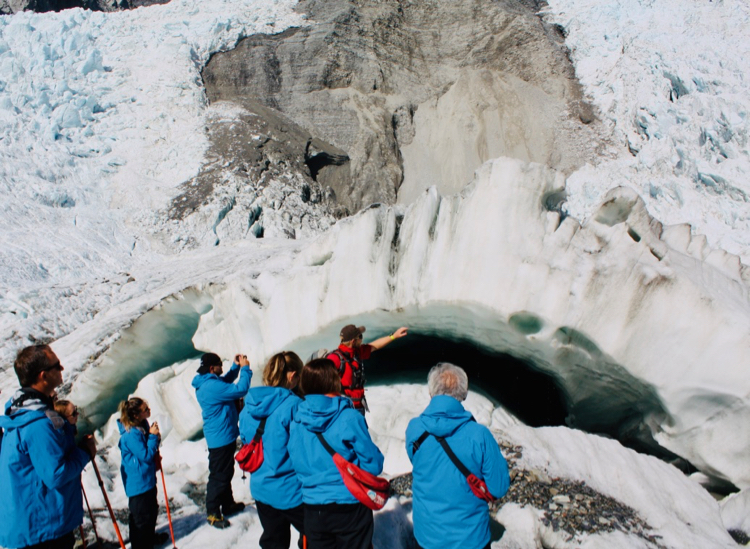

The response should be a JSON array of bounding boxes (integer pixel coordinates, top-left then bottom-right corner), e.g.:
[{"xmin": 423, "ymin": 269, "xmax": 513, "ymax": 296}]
[
  {"xmin": 78, "ymin": 525, "xmax": 87, "ymax": 549},
  {"xmin": 81, "ymin": 481, "xmax": 102, "ymax": 548},
  {"xmin": 159, "ymin": 467, "xmax": 178, "ymax": 548},
  {"xmin": 91, "ymin": 459, "xmax": 127, "ymax": 549}
]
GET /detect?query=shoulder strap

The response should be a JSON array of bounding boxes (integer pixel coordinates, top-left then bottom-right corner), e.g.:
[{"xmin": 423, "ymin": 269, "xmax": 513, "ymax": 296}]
[
  {"xmin": 434, "ymin": 436, "xmax": 473, "ymax": 479},
  {"xmin": 411, "ymin": 431, "xmax": 430, "ymax": 454},
  {"xmin": 412, "ymin": 430, "xmax": 474, "ymax": 480},
  {"xmin": 252, "ymin": 417, "xmax": 267, "ymax": 443},
  {"xmin": 315, "ymin": 432, "xmax": 337, "ymax": 456},
  {"xmin": 331, "ymin": 349, "xmax": 350, "ymax": 375}
]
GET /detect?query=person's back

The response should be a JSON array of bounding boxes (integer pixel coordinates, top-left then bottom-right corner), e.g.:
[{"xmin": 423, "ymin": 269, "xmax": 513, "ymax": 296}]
[
  {"xmin": 406, "ymin": 364, "xmax": 510, "ymax": 549},
  {"xmin": 290, "ymin": 395, "xmax": 383, "ymax": 504},
  {"xmin": 288, "ymin": 359, "xmax": 384, "ymax": 549},
  {"xmin": 241, "ymin": 386, "xmax": 302, "ymax": 508},
  {"xmin": 0, "ymin": 345, "xmax": 93, "ymax": 549}
]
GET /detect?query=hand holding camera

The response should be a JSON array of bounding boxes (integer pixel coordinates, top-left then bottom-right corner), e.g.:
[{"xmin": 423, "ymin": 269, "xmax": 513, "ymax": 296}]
[
  {"xmin": 150, "ymin": 422, "xmax": 160, "ymax": 436},
  {"xmin": 235, "ymin": 353, "xmax": 250, "ymax": 368}
]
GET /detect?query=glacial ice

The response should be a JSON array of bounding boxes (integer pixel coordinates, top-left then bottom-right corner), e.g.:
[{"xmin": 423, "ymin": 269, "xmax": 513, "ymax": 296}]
[{"xmin": 2, "ymin": 0, "xmax": 750, "ymax": 547}]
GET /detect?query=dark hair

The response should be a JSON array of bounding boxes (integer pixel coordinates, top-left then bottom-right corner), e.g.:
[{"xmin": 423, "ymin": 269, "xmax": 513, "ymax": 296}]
[
  {"xmin": 14, "ymin": 345, "xmax": 54, "ymax": 387},
  {"xmin": 300, "ymin": 359, "xmax": 342, "ymax": 396},
  {"xmin": 119, "ymin": 397, "xmax": 146, "ymax": 430},
  {"xmin": 263, "ymin": 352, "xmax": 303, "ymax": 388}
]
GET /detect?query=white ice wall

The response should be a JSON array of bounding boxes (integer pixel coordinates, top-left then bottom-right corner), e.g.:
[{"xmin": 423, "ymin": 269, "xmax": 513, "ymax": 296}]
[{"xmin": 57, "ymin": 157, "xmax": 750, "ymax": 489}]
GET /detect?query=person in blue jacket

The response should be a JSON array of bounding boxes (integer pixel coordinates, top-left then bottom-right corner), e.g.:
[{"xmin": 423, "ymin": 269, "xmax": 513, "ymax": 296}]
[
  {"xmin": 406, "ymin": 363, "xmax": 510, "ymax": 549},
  {"xmin": 288, "ymin": 358, "xmax": 384, "ymax": 549},
  {"xmin": 118, "ymin": 397, "xmax": 169, "ymax": 549},
  {"xmin": 0, "ymin": 344, "xmax": 96, "ymax": 549},
  {"xmin": 192, "ymin": 351, "xmax": 252, "ymax": 528},
  {"xmin": 239, "ymin": 351, "xmax": 305, "ymax": 549}
]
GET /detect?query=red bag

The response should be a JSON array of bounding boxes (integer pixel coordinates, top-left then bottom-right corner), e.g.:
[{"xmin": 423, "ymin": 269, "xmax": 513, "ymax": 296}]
[
  {"xmin": 316, "ymin": 433, "xmax": 390, "ymax": 510},
  {"xmin": 235, "ymin": 417, "xmax": 266, "ymax": 473},
  {"xmin": 466, "ymin": 473, "xmax": 494, "ymax": 502}
]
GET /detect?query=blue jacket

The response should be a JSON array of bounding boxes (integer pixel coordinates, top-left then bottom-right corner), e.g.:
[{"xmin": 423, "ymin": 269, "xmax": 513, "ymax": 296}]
[
  {"xmin": 289, "ymin": 395, "xmax": 384, "ymax": 505},
  {"xmin": 406, "ymin": 395, "xmax": 510, "ymax": 549},
  {"xmin": 239, "ymin": 387, "xmax": 302, "ymax": 509},
  {"xmin": 118, "ymin": 419, "xmax": 160, "ymax": 497},
  {"xmin": 192, "ymin": 364, "xmax": 252, "ymax": 449},
  {"xmin": 0, "ymin": 397, "xmax": 90, "ymax": 548}
]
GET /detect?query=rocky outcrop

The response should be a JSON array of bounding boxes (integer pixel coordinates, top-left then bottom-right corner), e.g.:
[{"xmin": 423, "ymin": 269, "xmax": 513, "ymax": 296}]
[
  {"xmin": 202, "ymin": 0, "xmax": 607, "ymax": 214},
  {"xmin": 153, "ymin": 100, "xmax": 340, "ymax": 248}
]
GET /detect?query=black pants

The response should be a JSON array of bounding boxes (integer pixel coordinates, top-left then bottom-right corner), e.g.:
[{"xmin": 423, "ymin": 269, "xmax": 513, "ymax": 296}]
[
  {"xmin": 129, "ymin": 487, "xmax": 159, "ymax": 549},
  {"xmin": 256, "ymin": 501, "xmax": 305, "ymax": 549},
  {"xmin": 22, "ymin": 532, "xmax": 75, "ymax": 549},
  {"xmin": 207, "ymin": 442, "xmax": 237, "ymax": 517},
  {"xmin": 305, "ymin": 503, "xmax": 372, "ymax": 549}
]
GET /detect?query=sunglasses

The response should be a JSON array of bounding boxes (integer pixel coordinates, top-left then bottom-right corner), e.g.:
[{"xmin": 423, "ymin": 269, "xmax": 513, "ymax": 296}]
[
  {"xmin": 68, "ymin": 407, "xmax": 79, "ymax": 418},
  {"xmin": 143, "ymin": 406, "xmax": 151, "ymax": 413},
  {"xmin": 44, "ymin": 361, "xmax": 63, "ymax": 372}
]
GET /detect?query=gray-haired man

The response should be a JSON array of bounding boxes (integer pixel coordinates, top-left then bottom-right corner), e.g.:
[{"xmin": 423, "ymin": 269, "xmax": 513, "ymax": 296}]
[{"xmin": 406, "ymin": 363, "xmax": 510, "ymax": 549}]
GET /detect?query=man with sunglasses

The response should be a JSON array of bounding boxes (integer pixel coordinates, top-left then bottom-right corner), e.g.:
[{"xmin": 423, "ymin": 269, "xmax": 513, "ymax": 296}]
[
  {"xmin": 326, "ymin": 324, "xmax": 408, "ymax": 415},
  {"xmin": 0, "ymin": 344, "xmax": 96, "ymax": 549}
]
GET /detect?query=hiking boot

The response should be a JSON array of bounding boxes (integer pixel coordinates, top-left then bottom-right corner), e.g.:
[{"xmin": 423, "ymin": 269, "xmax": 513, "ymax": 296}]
[
  {"xmin": 207, "ymin": 514, "xmax": 231, "ymax": 529},
  {"xmin": 222, "ymin": 501, "xmax": 246, "ymax": 517},
  {"xmin": 154, "ymin": 532, "xmax": 171, "ymax": 545}
]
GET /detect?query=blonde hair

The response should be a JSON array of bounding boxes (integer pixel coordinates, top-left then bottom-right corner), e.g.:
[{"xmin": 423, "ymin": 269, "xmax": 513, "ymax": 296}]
[
  {"xmin": 263, "ymin": 352, "xmax": 303, "ymax": 388},
  {"xmin": 119, "ymin": 397, "xmax": 146, "ymax": 430},
  {"xmin": 54, "ymin": 399, "xmax": 72, "ymax": 417}
]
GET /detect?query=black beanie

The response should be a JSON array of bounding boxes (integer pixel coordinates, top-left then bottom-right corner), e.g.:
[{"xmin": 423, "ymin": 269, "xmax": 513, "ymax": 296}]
[{"xmin": 198, "ymin": 352, "xmax": 222, "ymax": 374}]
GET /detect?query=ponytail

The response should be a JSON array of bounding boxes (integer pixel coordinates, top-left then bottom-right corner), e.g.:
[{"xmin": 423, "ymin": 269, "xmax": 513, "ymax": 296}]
[
  {"xmin": 119, "ymin": 397, "xmax": 145, "ymax": 430},
  {"xmin": 263, "ymin": 352, "xmax": 303, "ymax": 388}
]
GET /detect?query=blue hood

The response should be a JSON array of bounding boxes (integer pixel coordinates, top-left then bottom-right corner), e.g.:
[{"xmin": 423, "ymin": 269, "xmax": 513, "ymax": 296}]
[
  {"xmin": 0, "ymin": 407, "xmax": 49, "ymax": 431},
  {"xmin": 244, "ymin": 386, "xmax": 296, "ymax": 420},
  {"xmin": 418, "ymin": 395, "xmax": 474, "ymax": 437},
  {"xmin": 239, "ymin": 387, "xmax": 302, "ymax": 509},
  {"xmin": 191, "ymin": 372, "xmax": 215, "ymax": 389},
  {"xmin": 294, "ymin": 394, "xmax": 352, "ymax": 433}
]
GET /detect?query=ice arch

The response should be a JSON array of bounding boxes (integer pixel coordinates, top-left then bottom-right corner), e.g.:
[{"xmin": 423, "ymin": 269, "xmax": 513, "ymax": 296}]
[{"xmin": 57, "ymin": 157, "xmax": 750, "ymax": 488}]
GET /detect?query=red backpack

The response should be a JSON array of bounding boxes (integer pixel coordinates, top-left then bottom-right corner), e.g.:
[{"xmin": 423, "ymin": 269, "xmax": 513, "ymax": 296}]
[
  {"xmin": 235, "ymin": 417, "xmax": 267, "ymax": 473},
  {"xmin": 316, "ymin": 432, "xmax": 390, "ymax": 510},
  {"xmin": 412, "ymin": 431, "xmax": 496, "ymax": 502},
  {"xmin": 328, "ymin": 349, "xmax": 367, "ymax": 408}
]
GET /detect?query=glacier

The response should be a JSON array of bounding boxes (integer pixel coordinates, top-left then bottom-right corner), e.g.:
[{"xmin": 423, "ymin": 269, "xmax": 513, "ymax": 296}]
[{"xmin": 1, "ymin": 0, "xmax": 750, "ymax": 547}]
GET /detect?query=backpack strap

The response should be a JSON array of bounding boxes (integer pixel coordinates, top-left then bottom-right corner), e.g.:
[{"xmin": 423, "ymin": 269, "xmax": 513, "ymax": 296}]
[
  {"xmin": 252, "ymin": 417, "xmax": 267, "ymax": 443},
  {"xmin": 315, "ymin": 432, "xmax": 336, "ymax": 456},
  {"xmin": 331, "ymin": 349, "xmax": 349, "ymax": 378}
]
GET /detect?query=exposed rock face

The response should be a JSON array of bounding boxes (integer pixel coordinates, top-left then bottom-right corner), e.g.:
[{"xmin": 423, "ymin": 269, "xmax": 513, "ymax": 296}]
[
  {"xmin": 202, "ymin": 0, "xmax": 608, "ymax": 213},
  {"xmin": 148, "ymin": 100, "xmax": 340, "ymax": 249}
]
